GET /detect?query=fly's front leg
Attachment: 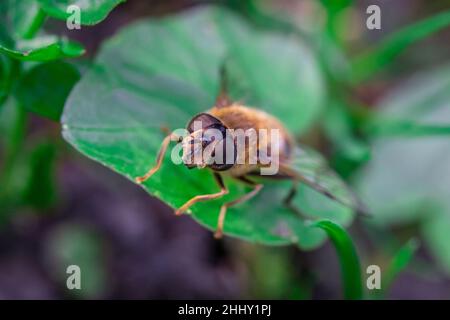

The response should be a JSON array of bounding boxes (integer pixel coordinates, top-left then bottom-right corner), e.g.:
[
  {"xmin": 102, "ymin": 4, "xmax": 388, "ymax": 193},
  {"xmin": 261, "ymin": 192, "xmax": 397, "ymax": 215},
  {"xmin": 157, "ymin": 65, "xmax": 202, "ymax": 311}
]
[{"xmin": 135, "ymin": 132, "xmax": 180, "ymax": 184}]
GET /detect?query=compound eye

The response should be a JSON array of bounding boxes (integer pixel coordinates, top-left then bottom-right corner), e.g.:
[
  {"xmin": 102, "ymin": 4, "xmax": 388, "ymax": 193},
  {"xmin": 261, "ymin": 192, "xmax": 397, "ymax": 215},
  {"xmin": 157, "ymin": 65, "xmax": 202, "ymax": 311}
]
[
  {"xmin": 197, "ymin": 135, "xmax": 210, "ymax": 148},
  {"xmin": 202, "ymin": 128, "xmax": 222, "ymax": 146},
  {"xmin": 187, "ymin": 113, "xmax": 223, "ymax": 133}
]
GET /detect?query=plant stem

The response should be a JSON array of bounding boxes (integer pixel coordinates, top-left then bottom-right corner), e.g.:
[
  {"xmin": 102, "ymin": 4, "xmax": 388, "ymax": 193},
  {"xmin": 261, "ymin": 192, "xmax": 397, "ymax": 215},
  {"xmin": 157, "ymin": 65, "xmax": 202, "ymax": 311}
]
[
  {"xmin": 380, "ymin": 238, "xmax": 419, "ymax": 298},
  {"xmin": 0, "ymin": 101, "xmax": 27, "ymax": 203},
  {"xmin": 22, "ymin": 8, "xmax": 47, "ymax": 39},
  {"xmin": 313, "ymin": 219, "xmax": 363, "ymax": 299}
]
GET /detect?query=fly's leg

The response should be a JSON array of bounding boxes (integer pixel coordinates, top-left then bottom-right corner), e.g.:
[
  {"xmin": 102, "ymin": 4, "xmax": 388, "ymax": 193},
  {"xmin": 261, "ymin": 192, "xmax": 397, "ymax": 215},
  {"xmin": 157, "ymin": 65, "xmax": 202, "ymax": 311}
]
[
  {"xmin": 282, "ymin": 181, "xmax": 312, "ymax": 220},
  {"xmin": 283, "ymin": 181, "xmax": 301, "ymax": 215},
  {"xmin": 215, "ymin": 177, "xmax": 263, "ymax": 239},
  {"xmin": 135, "ymin": 132, "xmax": 180, "ymax": 184},
  {"xmin": 175, "ymin": 173, "xmax": 228, "ymax": 215}
]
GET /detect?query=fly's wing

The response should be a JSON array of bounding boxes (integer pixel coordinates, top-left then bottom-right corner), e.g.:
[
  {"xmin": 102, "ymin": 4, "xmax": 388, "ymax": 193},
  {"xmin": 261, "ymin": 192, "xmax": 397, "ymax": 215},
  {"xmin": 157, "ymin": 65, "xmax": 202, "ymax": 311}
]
[{"xmin": 281, "ymin": 144, "xmax": 368, "ymax": 215}]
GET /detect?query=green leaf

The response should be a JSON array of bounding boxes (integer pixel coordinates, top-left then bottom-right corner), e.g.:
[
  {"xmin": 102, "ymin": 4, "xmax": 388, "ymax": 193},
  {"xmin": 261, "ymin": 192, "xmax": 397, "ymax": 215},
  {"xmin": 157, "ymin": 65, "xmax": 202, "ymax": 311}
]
[
  {"xmin": 37, "ymin": 0, "xmax": 125, "ymax": 25},
  {"xmin": 313, "ymin": 219, "xmax": 363, "ymax": 299},
  {"xmin": 352, "ymin": 9, "xmax": 450, "ymax": 82},
  {"xmin": 0, "ymin": 36, "xmax": 85, "ymax": 61},
  {"xmin": 355, "ymin": 64, "xmax": 450, "ymax": 274},
  {"xmin": 16, "ymin": 61, "xmax": 80, "ymax": 120},
  {"xmin": 62, "ymin": 7, "xmax": 352, "ymax": 249},
  {"xmin": 383, "ymin": 238, "xmax": 419, "ymax": 294},
  {"xmin": 1, "ymin": 2, "xmax": 83, "ymax": 61}
]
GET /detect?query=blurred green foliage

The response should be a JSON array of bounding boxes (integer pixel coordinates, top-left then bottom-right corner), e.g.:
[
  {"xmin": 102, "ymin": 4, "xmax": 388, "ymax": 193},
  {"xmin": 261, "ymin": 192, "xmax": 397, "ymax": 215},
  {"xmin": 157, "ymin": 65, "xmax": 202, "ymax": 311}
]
[
  {"xmin": 16, "ymin": 61, "xmax": 80, "ymax": 120},
  {"xmin": 46, "ymin": 224, "xmax": 107, "ymax": 298},
  {"xmin": 0, "ymin": 0, "xmax": 117, "ymax": 300},
  {"xmin": 245, "ymin": 246, "xmax": 311, "ymax": 299},
  {"xmin": 0, "ymin": 1, "xmax": 85, "ymax": 61},
  {"xmin": 352, "ymin": 10, "xmax": 450, "ymax": 82},
  {"xmin": 356, "ymin": 64, "xmax": 450, "ymax": 274}
]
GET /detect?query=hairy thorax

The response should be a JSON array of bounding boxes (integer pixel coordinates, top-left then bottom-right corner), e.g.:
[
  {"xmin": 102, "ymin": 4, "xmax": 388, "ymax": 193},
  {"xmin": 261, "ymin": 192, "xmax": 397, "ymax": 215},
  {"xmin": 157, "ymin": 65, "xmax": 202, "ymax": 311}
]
[{"xmin": 208, "ymin": 104, "xmax": 293, "ymax": 177}]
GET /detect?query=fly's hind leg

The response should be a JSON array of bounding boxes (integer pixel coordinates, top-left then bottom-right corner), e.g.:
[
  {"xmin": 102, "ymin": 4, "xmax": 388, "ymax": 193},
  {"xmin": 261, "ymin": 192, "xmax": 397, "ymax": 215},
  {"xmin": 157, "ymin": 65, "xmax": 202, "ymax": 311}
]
[
  {"xmin": 282, "ymin": 181, "xmax": 306, "ymax": 218},
  {"xmin": 275, "ymin": 165, "xmax": 311, "ymax": 220},
  {"xmin": 215, "ymin": 176, "xmax": 263, "ymax": 239},
  {"xmin": 282, "ymin": 181, "xmax": 312, "ymax": 220}
]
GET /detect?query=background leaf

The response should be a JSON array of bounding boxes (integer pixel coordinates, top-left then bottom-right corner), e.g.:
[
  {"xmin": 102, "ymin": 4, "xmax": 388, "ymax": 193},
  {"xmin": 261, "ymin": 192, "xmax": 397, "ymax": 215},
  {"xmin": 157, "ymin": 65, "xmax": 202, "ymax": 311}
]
[
  {"xmin": 0, "ymin": 36, "xmax": 85, "ymax": 61},
  {"xmin": 62, "ymin": 6, "xmax": 354, "ymax": 249},
  {"xmin": 352, "ymin": 9, "xmax": 450, "ymax": 82},
  {"xmin": 38, "ymin": 0, "xmax": 125, "ymax": 25},
  {"xmin": 0, "ymin": 1, "xmax": 85, "ymax": 61},
  {"xmin": 355, "ymin": 63, "xmax": 450, "ymax": 273},
  {"xmin": 0, "ymin": 0, "xmax": 45, "ymax": 39},
  {"xmin": 16, "ymin": 61, "xmax": 80, "ymax": 120}
]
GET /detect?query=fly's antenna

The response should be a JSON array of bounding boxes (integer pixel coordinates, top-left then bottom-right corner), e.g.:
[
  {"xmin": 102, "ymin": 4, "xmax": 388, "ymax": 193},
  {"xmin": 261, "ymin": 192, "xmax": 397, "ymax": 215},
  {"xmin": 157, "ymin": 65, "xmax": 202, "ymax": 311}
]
[
  {"xmin": 219, "ymin": 62, "xmax": 228, "ymax": 95},
  {"xmin": 215, "ymin": 60, "xmax": 232, "ymax": 108}
]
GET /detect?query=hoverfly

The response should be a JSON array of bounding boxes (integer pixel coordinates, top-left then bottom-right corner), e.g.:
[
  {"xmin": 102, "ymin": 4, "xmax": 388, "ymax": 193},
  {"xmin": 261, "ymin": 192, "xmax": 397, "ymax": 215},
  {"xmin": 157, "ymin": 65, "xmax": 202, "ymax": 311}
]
[{"xmin": 135, "ymin": 67, "xmax": 367, "ymax": 238}]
